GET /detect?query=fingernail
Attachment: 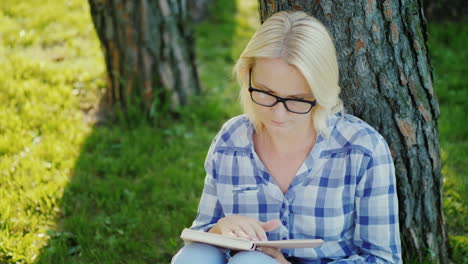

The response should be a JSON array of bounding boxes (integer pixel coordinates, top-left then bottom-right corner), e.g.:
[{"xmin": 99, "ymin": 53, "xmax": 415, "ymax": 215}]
[{"xmin": 256, "ymin": 247, "xmax": 263, "ymax": 252}]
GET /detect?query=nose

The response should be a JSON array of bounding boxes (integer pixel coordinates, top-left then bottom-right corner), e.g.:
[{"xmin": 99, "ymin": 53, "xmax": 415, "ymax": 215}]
[{"xmin": 270, "ymin": 101, "xmax": 289, "ymax": 117}]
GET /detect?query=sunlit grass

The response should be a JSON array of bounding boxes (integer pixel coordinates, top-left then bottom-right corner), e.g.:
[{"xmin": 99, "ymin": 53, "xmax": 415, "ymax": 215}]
[
  {"xmin": 0, "ymin": 0, "xmax": 104, "ymax": 262},
  {"xmin": 0, "ymin": 0, "xmax": 256, "ymax": 262},
  {"xmin": 0, "ymin": 0, "xmax": 466, "ymax": 263}
]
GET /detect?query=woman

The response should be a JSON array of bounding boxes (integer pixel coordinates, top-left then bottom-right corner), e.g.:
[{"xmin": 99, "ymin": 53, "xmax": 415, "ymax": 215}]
[{"xmin": 172, "ymin": 11, "xmax": 402, "ymax": 264}]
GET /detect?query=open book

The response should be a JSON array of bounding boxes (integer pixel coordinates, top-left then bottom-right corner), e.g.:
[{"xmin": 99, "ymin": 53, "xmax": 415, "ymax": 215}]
[{"xmin": 180, "ymin": 228, "xmax": 324, "ymax": 251}]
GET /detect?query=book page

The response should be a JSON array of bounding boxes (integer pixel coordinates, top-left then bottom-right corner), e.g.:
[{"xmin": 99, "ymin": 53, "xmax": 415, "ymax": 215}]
[
  {"xmin": 254, "ymin": 239, "xmax": 323, "ymax": 249},
  {"xmin": 180, "ymin": 228, "xmax": 324, "ymax": 250},
  {"xmin": 180, "ymin": 228, "xmax": 255, "ymax": 251}
]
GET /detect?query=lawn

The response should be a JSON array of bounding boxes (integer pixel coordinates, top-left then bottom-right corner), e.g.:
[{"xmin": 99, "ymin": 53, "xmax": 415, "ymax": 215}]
[
  {"xmin": 428, "ymin": 21, "xmax": 468, "ymax": 262},
  {"xmin": 0, "ymin": 0, "xmax": 466, "ymax": 263}
]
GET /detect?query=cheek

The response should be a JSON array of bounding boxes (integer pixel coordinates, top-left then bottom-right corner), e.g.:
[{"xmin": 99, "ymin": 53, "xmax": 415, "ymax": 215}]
[
  {"xmin": 290, "ymin": 112, "xmax": 313, "ymax": 124},
  {"xmin": 301, "ymin": 113, "xmax": 314, "ymax": 124},
  {"xmin": 253, "ymin": 105, "xmax": 270, "ymax": 119}
]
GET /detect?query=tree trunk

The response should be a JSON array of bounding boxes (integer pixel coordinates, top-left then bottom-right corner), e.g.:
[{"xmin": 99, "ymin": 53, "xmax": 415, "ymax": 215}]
[
  {"xmin": 188, "ymin": 0, "xmax": 213, "ymax": 22},
  {"xmin": 258, "ymin": 1, "xmax": 449, "ymax": 263},
  {"xmin": 88, "ymin": 0, "xmax": 200, "ymax": 117},
  {"xmin": 422, "ymin": 0, "xmax": 467, "ymax": 22}
]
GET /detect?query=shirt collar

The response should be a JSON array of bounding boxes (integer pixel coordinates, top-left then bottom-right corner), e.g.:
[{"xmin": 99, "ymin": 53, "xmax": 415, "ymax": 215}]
[{"xmin": 214, "ymin": 113, "xmax": 342, "ymax": 152}]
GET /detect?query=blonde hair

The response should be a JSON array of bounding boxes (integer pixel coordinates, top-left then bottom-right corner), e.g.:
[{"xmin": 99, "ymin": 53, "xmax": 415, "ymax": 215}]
[{"xmin": 233, "ymin": 11, "xmax": 343, "ymax": 138}]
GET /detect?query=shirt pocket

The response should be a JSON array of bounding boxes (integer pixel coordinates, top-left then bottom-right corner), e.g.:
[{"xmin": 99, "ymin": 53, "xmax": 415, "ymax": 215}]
[
  {"xmin": 232, "ymin": 185, "xmax": 259, "ymax": 193},
  {"xmin": 218, "ymin": 184, "xmax": 261, "ymax": 216}
]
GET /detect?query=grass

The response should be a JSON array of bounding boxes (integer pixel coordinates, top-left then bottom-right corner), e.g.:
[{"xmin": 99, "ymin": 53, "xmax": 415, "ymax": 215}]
[
  {"xmin": 428, "ymin": 21, "xmax": 468, "ymax": 262},
  {"xmin": 0, "ymin": 0, "xmax": 103, "ymax": 262},
  {"xmin": 0, "ymin": 0, "xmax": 466, "ymax": 263}
]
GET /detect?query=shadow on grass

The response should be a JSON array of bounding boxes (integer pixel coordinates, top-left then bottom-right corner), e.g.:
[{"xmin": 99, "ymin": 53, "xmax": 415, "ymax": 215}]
[
  {"xmin": 35, "ymin": 1, "xmax": 238, "ymax": 263},
  {"xmin": 36, "ymin": 117, "xmax": 215, "ymax": 263}
]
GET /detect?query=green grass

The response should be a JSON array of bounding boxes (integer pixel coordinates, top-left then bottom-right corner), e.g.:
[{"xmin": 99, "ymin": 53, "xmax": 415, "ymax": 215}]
[
  {"xmin": 428, "ymin": 22, "xmax": 468, "ymax": 263},
  {"xmin": 0, "ymin": 0, "xmax": 466, "ymax": 263},
  {"xmin": 0, "ymin": 0, "xmax": 103, "ymax": 262},
  {"xmin": 0, "ymin": 0, "xmax": 256, "ymax": 263}
]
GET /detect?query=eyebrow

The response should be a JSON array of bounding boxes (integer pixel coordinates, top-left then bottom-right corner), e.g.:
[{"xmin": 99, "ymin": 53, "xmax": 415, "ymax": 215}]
[{"xmin": 253, "ymin": 80, "xmax": 313, "ymax": 98}]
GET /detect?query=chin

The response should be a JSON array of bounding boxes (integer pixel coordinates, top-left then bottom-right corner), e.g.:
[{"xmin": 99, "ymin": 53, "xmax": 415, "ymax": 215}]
[{"xmin": 265, "ymin": 122, "xmax": 294, "ymax": 133}]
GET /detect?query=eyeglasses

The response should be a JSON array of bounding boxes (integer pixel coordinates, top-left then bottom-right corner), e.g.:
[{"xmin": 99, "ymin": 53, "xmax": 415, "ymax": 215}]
[{"xmin": 248, "ymin": 68, "xmax": 316, "ymax": 114}]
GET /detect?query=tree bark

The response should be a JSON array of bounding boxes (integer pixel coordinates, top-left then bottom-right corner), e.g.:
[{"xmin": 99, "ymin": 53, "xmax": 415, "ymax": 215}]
[
  {"xmin": 88, "ymin": 0, "xmax": 200, "ymax": 117},
  {"xmin": 423, "ymin": 0, "xmax": 467, "ymax": 22},
  {"xmin": 188, "ymin": 0, "xmax": 213, "ymax": 22},
  {"xmin": 258, "ymin": 1, "xmax": 449, "ymax": 263}
]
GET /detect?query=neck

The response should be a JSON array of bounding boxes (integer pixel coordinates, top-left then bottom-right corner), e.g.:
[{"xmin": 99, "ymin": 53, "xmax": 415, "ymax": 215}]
[{"xmin": 258, "ymin": 122, "xmax": 317, "ymax": 157}]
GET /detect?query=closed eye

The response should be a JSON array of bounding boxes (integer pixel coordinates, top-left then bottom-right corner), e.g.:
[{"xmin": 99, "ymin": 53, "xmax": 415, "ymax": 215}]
[
  {"xmin": 289, "ymin": 95, "xmax": 315, "ymax": 101},
  {"xmin": 288, "ymin": 96, "xmax": 305, "ymax": 100}
]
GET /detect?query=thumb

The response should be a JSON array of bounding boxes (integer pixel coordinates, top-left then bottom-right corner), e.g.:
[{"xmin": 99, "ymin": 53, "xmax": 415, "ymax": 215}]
[{"xmin": 260, "ymin": 219, "xmax": 281, "ymax": 232}]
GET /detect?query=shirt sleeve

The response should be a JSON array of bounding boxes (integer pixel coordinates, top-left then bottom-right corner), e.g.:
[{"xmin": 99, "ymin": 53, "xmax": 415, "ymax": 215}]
[
  {"xmin": 331, "ymin": 137, "xmax": 402, "ymax": 264},
  {"xmin": 190, "ymin": 135, "xmax": 224, "ymax": 232}
]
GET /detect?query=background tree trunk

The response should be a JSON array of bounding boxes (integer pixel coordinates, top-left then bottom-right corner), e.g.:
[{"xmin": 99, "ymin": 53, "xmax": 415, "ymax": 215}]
[
  {"xmin": 258, "ymin": 1, "xmax": 449, "ymax": 263},
  {"xmin": 188, "ymin": 0, "xmax": 214, "ymax": 22},
  {"xmin": 422, "ymin": 0, "xmax": 467, "ymax": 22},
  {"xmin": 89, "ymin": 0, "xmax": 200, "ymax": 117}
]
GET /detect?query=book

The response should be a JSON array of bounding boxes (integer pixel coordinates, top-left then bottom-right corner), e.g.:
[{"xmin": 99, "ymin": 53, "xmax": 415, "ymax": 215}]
[{"xmin": 180, "ymin": 228, "xmax": 324, "ymax": 251}]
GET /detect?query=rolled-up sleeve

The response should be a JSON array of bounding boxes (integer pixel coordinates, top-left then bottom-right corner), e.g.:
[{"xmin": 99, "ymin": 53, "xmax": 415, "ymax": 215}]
[
  {"xmin": 331, "ymin": 137, "xmax": 402, "ymax": 264},
  {"xmin": 190, "ymin": 137, "xmax": 224, "ymax": 232}
]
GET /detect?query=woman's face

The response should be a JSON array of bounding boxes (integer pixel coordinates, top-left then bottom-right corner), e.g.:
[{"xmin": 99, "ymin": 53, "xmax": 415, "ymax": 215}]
[{"xmin": 251, "ymin": 58, "xmax": 315, "ymax": 135}]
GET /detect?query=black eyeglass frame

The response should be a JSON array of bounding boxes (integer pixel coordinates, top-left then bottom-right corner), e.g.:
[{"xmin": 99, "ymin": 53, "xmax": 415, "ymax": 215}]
[{"xmin": 248, "ymin": 68, "xmax": 317, "ymax": 114}]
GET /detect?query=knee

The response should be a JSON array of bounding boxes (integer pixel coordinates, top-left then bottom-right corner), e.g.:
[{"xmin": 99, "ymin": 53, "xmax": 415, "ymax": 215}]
[
  {"xmin": 171, "ymin": 243, "xmax": 225, "ymax": 264},
  {"xmin": 229, "ymin": 251, "xmax": 280, "ymax": 264}
]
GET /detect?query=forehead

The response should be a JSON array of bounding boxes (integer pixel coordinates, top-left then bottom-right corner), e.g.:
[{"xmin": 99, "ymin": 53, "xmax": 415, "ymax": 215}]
[{"xmin": 252, "ymin": 58, "xmax": 311, "ymax": 95}]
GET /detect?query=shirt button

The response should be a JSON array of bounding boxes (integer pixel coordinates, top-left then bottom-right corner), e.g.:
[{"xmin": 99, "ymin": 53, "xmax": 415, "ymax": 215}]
[
  {"xmin": 282, "ymin": 220, "xmax": 287, "ymax": 225},
  {"xmin": 282, "ymin": 236, "xmax": 287, "ymax": 240},
  {"xmin": 281, "ymin": 203, "xmax": 286, "ymax": 209}
]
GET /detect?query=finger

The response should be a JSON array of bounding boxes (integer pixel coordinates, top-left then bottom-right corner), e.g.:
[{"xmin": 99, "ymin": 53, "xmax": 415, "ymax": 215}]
[
  {"xmin": 256, "ymin": 246, "xmax": 281, "ymax": 259},
  {"xmin": 260, "ymin": 219, "xmax": 281, "ymax": 232},
  {"xmin": 226, "ymin": 230, "xmax": 237, "ymax": 237},
  {"xmin": 218, "ymin": 224, "xmax": 236, "ymax": 237},
  {"xmin": 252, "ymin": 221, "xmax": 268, "ymax": 241},
  {"xmin": 221, "ymin": 225, "xmax": 241, "ymax": 238},
  {"xmin": 239, "ymin": 222, "xmax": 262, "ymax": 241},
  {"xmin": 231, "ymin": 226, "xmax": 249, "ymax": 239}
]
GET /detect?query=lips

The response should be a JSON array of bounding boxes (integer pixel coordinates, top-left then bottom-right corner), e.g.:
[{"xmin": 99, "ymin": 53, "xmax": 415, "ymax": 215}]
[{"xmin": 271, "ymin": 120, "xmax": 286, "ymax": 126}]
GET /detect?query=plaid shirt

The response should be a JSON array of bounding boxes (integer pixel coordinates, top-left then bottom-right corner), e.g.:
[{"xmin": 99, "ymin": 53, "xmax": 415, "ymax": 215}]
[{"xmin": 191, "ymin": 114, "xmax": 402, "ymax": 264}]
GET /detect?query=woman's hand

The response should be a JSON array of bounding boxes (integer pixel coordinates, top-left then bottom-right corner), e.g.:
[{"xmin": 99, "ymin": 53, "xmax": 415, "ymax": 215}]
[
  {"xmin": 209, "ymin": 215, "xmax": 280, "ymax": 241},
  {"xmin": 257, "ymin": 247, "xmax": 291, "ymax": 264}
]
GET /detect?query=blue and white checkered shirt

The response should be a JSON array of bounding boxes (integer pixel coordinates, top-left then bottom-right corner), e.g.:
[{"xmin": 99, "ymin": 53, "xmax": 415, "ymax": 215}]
[{"xmin": 191, "ymin": 114, "xmax": 402, "ymax": 263}]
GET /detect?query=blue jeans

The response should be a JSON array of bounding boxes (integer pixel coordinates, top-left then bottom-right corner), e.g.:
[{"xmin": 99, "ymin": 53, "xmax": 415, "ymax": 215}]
[{"xmin": 171, "ymin": 243, "xmax": 281, "ymax": 264}]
